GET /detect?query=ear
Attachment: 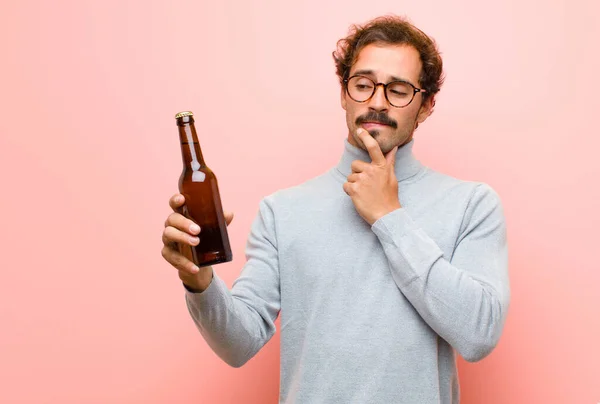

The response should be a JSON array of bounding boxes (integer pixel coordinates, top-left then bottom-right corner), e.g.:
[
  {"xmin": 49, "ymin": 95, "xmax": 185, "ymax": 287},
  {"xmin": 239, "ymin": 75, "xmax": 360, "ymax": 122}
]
[
  {"xmin": 416, "ymin": 96, "xmax": 435, "ymax": 125},
  {"xmin": 340, "ymin": 86, "xmax": 347, "ymax": 111}
]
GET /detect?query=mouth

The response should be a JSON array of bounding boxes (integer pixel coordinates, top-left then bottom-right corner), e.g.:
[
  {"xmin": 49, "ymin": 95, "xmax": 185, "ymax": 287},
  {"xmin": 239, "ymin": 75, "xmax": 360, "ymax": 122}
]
[{"xmin": 361, "ymin": 122, "xmax": 390, "ymax": 130}]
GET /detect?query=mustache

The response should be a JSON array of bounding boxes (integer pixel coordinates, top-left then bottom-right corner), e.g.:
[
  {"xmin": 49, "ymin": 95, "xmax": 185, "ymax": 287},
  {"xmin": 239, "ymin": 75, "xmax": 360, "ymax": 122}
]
[{"xmin": 355, "ymin": 112, "xmax": 398, "ymax": 129}]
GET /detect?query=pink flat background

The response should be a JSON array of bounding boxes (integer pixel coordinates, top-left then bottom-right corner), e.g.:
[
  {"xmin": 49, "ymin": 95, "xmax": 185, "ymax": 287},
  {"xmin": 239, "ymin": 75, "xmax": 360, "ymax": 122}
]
[{"xmin": 1, "ymin": 1, "xmax": 598, "ymax": 403}]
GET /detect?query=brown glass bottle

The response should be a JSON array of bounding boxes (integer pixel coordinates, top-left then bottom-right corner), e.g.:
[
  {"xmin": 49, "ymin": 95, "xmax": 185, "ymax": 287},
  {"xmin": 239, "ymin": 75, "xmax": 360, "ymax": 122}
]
[{"xmin": 175, "ymin": 111, "xmax": 232, "ymax": 267}]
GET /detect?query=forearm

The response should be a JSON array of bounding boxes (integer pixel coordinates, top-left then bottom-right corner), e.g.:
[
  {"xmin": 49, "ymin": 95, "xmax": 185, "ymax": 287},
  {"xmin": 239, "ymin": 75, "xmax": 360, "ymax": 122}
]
[
  {"xmin": 389, "ymin": 252, "xmax": 508, "ymax": 362},
  {"xmin": 185, "ymin": 273, "xmax": 275, "ymax": 367},
  {"xmin": 184, "ymin": 197, "xmax": 282, "ymax": 367},
  {"xmin": 372, "ymin": 207, "xmax": 510, "ymax": 362}
]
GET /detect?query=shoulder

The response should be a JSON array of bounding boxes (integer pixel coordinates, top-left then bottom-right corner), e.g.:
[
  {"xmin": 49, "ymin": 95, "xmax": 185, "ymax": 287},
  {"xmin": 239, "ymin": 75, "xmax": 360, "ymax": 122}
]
[
  {"xmin": 262, "ymin": 170, "xmax": 339, "ymax": 207},
  {"xmin": 419, "ymin": 167, "xmax": 502, "ymax": 204}
]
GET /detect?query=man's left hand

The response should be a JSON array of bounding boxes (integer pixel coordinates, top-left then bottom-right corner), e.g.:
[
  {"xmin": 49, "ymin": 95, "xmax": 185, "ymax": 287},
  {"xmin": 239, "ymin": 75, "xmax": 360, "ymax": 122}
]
[{"xmin": 343, "ymin": 129, "xmax": 402, "ymax": 225}]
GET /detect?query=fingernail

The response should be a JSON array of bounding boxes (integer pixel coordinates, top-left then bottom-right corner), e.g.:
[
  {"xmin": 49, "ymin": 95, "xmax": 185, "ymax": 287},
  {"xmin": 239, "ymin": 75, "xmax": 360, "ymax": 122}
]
[
  {"xmin": 191, "ymin": 265, "xmax": 199, "ymax": 273},
  {"xmin": 190, "ymin": 224, "xmax": 200, "ymax": 234},
  {"xmin": 189, "ymin": 236, "xmax": 199, "ymax": 245},
  {"xmin": 357, "ymin": 128, "xmax": 365, "ymax": 135},
  {"xmin": 175, "ymin": 195, "xmax": 183, "ymax": 203}
]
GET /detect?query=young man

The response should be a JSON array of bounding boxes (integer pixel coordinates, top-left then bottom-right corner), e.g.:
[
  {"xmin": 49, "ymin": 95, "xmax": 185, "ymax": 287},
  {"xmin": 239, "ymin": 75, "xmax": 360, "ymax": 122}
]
[{"xmin": 161, "ymin": 15, "xmax": 510, "ymax": 404}]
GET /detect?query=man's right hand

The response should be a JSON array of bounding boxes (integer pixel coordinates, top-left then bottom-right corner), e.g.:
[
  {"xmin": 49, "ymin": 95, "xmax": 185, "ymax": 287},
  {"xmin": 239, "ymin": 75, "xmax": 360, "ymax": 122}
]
[{"xmin": 161, "ymin": 193, "xmax": 234, "ymax": 292}]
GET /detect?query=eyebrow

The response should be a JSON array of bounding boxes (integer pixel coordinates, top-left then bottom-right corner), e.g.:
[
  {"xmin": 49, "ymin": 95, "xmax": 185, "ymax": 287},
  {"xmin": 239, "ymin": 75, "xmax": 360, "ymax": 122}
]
[{"xmin": 352, "ymin": 69, "xmax": 416, "ymax": 86}]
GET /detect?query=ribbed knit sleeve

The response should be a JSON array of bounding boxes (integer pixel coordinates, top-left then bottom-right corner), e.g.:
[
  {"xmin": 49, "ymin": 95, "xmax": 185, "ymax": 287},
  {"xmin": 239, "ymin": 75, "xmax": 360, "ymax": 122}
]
[
  {"xmin": 371, "ymin": 183, "xmax": 510, "ymax": 362},
  {"xmin": 184, "ymin": 197, "xmax": 281, "ymax": 367}
]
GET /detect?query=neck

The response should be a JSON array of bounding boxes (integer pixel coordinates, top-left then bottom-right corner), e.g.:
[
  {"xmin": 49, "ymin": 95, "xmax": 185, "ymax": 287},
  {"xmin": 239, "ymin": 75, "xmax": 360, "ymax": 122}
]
[{"xmin": 336, "ymin": 137, "xmax": 424, "ymax": 182}]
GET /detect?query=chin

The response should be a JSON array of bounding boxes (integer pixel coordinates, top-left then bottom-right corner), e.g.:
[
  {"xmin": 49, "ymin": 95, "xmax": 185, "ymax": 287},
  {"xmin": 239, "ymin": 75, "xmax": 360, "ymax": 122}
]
[{"xmin": 366, "ymin": 129, "xmax": 381, "ymax": 138}]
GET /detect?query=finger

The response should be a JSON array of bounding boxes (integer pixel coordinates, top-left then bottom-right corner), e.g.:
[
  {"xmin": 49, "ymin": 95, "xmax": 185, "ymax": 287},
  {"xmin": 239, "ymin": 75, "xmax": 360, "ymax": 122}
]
[
  {"xmin": 347, "ymin": 173, "xmax": 361, "ymax": 183},
  {"xmin": 385, "ymin": 146, "xmax": 399, "ymax": 167},
  {"xmin": 165, "ymin": 212, "xmax": 201, "ymax": 235},
  {"xmin": 357, "ymin": 128, "xmax": 386, "ymax": 165},
  {"xmin": 224, "ymin": 211, "xmax": 234, "ymax": 226},
  {"xmin": 351, "ymin": 160, "xmax": 370, "ymax": 173},
  {"xmin": 343, "ymin": 181, "xmax": 355, "ymax": 196},
  {"xmin": 162, "ymin": 226, "xmax": 200, "ymax": 247},
  {"xmin": 161, "ymin": 246, "xmax": 199, "ymax": 274},
  {"xmin": 169, "ymin": 193, "xmax": 185, "ymax": 211}
]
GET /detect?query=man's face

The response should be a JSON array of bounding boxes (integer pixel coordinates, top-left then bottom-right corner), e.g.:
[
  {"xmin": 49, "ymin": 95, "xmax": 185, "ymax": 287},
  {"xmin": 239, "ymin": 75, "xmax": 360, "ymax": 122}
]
[{"xmin": 341, "ymin": 43, "xmax": 434, "ymax": 155}]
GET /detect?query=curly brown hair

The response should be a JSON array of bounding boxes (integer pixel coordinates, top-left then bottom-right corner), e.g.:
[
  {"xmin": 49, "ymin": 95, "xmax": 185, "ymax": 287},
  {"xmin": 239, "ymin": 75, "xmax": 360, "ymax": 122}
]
[{"xmin": 333, "ymin": 15, "xmax": 444, "ymax": 103}]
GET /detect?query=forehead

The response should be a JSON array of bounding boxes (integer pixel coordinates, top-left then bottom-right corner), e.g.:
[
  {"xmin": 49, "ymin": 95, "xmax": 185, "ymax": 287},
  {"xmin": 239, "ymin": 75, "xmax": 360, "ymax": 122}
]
[{"xmin": 350, "ymin": 43, "xmax": 422, "ymax": 83}]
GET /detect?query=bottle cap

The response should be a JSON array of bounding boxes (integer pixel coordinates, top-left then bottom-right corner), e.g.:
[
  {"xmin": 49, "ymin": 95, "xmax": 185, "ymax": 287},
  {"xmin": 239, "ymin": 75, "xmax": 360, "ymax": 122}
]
[{"xmin": 175, "ymin": 111, "xmax": 194, "ymax": 119}]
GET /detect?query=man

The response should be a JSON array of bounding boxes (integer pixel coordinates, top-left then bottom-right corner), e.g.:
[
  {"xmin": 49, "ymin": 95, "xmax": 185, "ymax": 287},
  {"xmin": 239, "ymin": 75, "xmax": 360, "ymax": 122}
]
[{"xmin": 161, "ymin": 15, "xmax": 510, "ymax": 404}]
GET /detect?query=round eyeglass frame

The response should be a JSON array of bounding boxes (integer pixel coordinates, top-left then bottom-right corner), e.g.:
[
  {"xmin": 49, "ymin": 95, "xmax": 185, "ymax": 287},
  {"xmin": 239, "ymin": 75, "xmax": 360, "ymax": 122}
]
[{"xmin": 343, "ymin": 75, "xmax": 427, "ymax": 108}]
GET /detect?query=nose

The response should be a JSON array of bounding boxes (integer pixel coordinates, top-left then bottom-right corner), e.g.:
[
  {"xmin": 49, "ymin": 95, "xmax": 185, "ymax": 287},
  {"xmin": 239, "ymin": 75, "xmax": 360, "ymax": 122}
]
[{"xmin": 367, "ymin": 83, "xmax": 389, "ymax": 112}]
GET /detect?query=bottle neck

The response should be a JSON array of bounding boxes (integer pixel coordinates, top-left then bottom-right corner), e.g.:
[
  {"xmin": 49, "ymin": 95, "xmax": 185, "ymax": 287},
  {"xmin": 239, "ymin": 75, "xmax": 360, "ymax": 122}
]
[{"xmin": 178, "ymin": 118, "xmax": 206, "ymax": 169}]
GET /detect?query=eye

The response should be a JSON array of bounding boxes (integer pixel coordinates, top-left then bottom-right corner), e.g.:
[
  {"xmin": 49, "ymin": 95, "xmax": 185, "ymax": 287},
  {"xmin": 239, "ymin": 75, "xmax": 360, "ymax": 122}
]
[
  {"xmin": 388, "ymin": 82, "xmax": 412, "ymax": 97},
  {"xmin": 389, "ymin": 89, "xmax": 409, "ymax": 96}
]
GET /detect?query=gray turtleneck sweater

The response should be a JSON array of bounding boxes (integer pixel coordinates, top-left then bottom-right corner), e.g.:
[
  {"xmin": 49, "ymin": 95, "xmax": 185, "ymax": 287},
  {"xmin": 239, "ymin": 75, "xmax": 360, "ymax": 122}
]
[{"xmin": 184, "ymin": 138, "xmax": 510, "ymax": 404}]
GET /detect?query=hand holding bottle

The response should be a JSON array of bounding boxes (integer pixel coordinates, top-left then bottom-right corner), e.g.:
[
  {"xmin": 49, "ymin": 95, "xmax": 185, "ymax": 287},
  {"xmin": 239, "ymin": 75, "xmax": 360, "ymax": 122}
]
[{"xmin": 161, "ymin": 193, "xmax": 234, "ymax": 292}]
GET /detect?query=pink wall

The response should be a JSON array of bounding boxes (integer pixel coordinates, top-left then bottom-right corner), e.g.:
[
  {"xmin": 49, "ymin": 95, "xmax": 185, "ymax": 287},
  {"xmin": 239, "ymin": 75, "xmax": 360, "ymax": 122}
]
[{"xmin": 1, "ymin": 0, "xmax": 598, "ymax": 403}]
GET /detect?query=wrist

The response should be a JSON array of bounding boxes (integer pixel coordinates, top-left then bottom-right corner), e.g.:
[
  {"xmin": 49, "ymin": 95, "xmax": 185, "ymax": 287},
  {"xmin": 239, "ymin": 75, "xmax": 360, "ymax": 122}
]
[
  {"xmin": 370, "ymin": 203, "xmax": 402, "ymax": 225},
  {"xmin": 180, "ymin": 266, "xmax": 214, "ymax": 293}
]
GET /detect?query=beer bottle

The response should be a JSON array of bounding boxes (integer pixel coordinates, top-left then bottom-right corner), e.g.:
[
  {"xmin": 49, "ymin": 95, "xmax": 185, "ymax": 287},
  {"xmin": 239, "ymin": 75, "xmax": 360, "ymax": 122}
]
[{"xmin": 175, "ymin": 111, "xmax": 232, "ymax": 267}]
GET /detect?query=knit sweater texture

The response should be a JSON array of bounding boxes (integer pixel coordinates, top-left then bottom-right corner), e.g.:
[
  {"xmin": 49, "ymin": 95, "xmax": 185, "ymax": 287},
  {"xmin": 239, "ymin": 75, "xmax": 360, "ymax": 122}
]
[{"xmin": 185, "ymin": 138, "xmax": 510, "ymax": 404}]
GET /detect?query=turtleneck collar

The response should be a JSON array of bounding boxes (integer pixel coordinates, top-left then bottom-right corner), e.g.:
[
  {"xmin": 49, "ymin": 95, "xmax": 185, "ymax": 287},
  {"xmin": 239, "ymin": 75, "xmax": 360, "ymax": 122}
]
[{"xmin": 335, "ymin": 138, "xmax": 424, "ymax": 182}]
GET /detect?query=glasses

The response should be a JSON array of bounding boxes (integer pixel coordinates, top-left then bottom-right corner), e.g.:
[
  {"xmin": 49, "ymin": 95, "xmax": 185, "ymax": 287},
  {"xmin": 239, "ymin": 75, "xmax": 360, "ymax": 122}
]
[{"xmin": 343, "ymin": 75, "xmax": 427, "ymax": 108}]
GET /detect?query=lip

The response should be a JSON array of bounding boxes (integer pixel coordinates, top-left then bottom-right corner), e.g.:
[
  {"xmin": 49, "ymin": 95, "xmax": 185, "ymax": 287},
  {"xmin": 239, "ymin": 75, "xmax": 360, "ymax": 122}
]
[{"xmin": 361, "ymin": 122, "xmax": 389, "ymax": 130}]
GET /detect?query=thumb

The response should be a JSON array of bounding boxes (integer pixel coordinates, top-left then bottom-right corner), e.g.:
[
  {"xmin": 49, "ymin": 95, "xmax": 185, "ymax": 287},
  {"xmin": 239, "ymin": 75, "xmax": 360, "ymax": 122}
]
[
  {"xmin": 225, "ymin": 211, "xmax": 235, "ymax": 226},
  {"xmin": 386, "ymin": 146, "xmax": 399, "ymax": 167}
]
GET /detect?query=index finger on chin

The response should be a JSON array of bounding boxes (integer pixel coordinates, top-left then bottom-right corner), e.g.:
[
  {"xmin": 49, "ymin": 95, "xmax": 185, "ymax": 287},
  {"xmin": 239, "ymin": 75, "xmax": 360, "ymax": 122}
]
[{"xmin": 357, "ymin": 129, "xmax": 385, "ymax": 165}]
